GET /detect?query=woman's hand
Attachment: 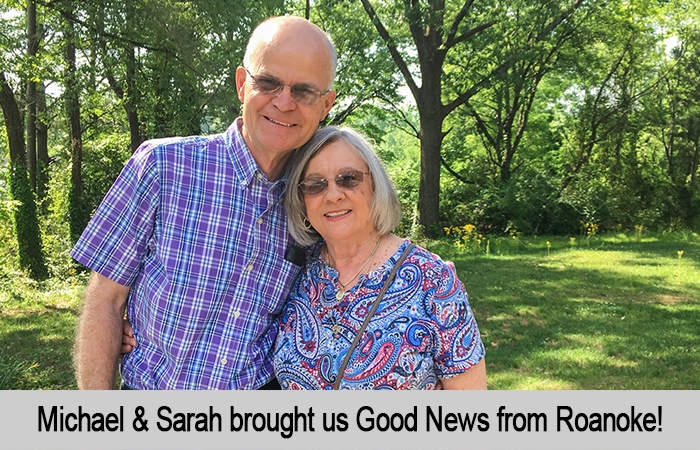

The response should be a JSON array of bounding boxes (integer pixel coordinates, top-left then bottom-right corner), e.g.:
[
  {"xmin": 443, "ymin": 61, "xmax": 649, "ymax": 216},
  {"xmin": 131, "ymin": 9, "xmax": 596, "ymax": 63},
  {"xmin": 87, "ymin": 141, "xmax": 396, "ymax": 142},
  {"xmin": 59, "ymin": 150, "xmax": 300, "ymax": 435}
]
[{"xmin": 121, "ymin": 318, "xmax": 138, "ymax": 354}]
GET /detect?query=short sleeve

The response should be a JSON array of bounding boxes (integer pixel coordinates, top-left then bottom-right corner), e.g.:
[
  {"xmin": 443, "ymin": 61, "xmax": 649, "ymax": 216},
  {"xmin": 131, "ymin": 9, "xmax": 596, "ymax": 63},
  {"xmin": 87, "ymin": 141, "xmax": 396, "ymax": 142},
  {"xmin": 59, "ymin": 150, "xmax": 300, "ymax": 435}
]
[
  {"xmin": 70, "ymin": 142, "xmax": 160, "ymax": 286},
  {"xmin": 428, "ymin": 260, "xmax": 485, "ymax": 378}
]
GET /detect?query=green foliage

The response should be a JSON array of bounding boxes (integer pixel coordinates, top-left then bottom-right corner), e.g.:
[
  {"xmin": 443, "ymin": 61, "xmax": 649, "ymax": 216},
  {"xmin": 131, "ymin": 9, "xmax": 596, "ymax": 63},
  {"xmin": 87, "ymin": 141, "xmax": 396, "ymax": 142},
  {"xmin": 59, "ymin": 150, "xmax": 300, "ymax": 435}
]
[
  {"xmin": 425, "ymin": 0, "xmax": 700, "ymax": 235},
  {"xmin": 470, "ymin": 169, "xmax": 582, "ymax": 236},
  {"xmin": 8, "ymin": 161, "xmax": 47, "ymax": 280},
  {"xmin": 82, "ymin": 0, "xmax": 288, "ymax": 140},
  {"xmin": 1, "ymin": 0, "xmax": 699, "ymax": 279},
  {"xmin": 311, "ymin": 0, "xmax": 405, "ymax": 127},
  {"xmin": 78, "ymin": 135, "xmax": 132, "ymax": 237}
]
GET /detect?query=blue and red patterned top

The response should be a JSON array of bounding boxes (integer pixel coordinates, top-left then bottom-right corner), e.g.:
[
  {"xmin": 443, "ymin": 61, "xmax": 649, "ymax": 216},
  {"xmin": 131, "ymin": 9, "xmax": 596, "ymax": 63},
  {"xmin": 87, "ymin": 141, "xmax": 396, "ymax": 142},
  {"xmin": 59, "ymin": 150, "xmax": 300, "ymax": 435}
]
[{"xmin": 274, "ymin": 239, "xmax": 485, "ymax": 390}]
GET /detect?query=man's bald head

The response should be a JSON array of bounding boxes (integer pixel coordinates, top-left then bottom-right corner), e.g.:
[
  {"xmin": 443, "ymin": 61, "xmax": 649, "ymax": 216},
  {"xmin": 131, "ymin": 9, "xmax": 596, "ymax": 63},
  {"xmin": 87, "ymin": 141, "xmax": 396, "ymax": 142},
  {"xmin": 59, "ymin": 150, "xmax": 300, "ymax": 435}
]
[{"xmin": 243, "ymin": 16, "xmax": 337, "ymax": 90}]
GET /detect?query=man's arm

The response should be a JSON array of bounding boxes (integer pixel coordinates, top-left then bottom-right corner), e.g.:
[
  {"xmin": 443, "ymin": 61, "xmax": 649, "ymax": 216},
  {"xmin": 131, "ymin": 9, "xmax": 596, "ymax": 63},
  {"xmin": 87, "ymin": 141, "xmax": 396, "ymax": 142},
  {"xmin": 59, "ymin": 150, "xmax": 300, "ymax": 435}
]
[{"xmin": 75, "ymin": 271, "xmax": 131, "ymax": 390}]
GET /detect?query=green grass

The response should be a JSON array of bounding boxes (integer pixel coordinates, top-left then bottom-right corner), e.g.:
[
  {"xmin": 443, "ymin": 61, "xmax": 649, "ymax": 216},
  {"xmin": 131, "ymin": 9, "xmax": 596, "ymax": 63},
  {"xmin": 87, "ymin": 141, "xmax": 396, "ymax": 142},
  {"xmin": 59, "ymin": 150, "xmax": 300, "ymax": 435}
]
[
  {"xmin": 0, "ymin": 232, "xmax": 698, "ymax": 389},
  {"xmin": 424, "ymin": 231, "xmax": 700, "ymax": 390},
  {"xmin": 0, "ymin": 271, "xmax": 87, "ymax": 389}
]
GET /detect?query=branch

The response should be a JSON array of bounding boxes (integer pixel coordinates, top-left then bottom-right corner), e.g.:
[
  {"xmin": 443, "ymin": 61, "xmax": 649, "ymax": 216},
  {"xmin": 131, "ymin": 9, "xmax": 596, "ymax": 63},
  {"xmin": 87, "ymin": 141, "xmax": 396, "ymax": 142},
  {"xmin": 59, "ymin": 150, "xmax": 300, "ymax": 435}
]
[
  {"xmin": 465, "ymin": 99, "xmax": 499, "ymax": 151},
  {"xmin": 42, "ymin": 0, "xmax": 206, "ymax": 79},
  {"xmin": 441, "ymin": 155, "xmax": 477, "ymax": 184},
  {"xmin": 377, "ymin": 94, "xmax": 420, "ymax": 137},
  {"xmin": 444, "ymin": 0, "xmax": 476, "ymax": 47},
  {"xmin": 444, "ymin": 0, "xmax": 584, "ymax": 116},
  {"xmin": 447, "ymin": 20, "xmax": 498, "ymax": 50},
  {"xmin": 361, "ymin": 0, "xmax": 421, "ymax": 101}
]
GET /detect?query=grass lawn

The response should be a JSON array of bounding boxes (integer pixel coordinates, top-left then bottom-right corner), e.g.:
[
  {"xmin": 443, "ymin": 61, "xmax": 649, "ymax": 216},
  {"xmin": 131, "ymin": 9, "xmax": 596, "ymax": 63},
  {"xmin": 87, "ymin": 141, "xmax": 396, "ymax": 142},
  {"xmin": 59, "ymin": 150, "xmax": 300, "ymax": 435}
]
[
  {"xmin": 1, "ymin": 232, "xmax": 698, "ymax": 390},
  {"xmin": 0, "ymin": 275, "xmax": 86, "ymax": 389},
  {"xmin": 427, "ymin": 232, "xmax": 700, "ymax": 390}
]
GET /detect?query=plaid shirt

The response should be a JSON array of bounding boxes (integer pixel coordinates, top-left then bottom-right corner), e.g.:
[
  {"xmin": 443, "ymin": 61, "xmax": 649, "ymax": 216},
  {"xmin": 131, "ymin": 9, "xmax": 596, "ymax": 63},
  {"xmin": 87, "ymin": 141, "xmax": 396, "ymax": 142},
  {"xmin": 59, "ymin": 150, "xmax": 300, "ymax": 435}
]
[{"xmin": 71, "ymin": 118, "xmax": 301, "ymax": 389}]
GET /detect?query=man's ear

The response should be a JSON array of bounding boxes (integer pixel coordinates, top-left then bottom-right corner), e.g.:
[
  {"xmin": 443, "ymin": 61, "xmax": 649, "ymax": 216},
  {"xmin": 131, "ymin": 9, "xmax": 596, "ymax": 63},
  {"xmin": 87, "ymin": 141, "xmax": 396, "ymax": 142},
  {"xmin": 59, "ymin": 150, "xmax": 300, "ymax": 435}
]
[
  {"xmin": 235, "ymin": 66, "xmax": 247, "ymax": 103},
  {"xmin": 319, "ymin": 90, "xmax": 337, "ymax": 121}
]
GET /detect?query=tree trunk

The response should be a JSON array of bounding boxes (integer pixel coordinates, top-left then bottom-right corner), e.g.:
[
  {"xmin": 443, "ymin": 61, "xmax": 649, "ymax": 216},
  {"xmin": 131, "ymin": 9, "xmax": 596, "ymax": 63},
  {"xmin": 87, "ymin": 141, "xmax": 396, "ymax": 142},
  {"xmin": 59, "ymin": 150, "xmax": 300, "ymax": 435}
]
[
  {"xmin": 36, "ymin": 82, "xmax": 49, "ymax": 206},
  {"xmin": 416, "ymin": 63, "xmax": 445, "ymax": 236},
  {"xmin": 26, "ymin": 0, "xmax": 38, "ymax": 190},
  {"xmin": 102, "ymin": 41, "xmax": 142, "ymax": 152},
  {"xmin": 65, "ymin": 17, "xmax": 87, "ymax": 245},
  {"xmin": 0, "ymin": 73, "xmax": 25, "ymax": 165},
  {"xmin": 66, "ymin": 25, "xmax": 82, "ymax": 197},
  {"xmin": 0, "ymin": 72, "xmax": 47, "ymax": 280},
  {"xmin": 418, "ymin": 112, "xmax": 444, "ymax": 236},
  {"xmin": 500, "ymin": 151, "xmax": 513, "ymax": 184},
  {"xmin": 125, "ymin": 47, "xmax": 142, "ymax": 152}
]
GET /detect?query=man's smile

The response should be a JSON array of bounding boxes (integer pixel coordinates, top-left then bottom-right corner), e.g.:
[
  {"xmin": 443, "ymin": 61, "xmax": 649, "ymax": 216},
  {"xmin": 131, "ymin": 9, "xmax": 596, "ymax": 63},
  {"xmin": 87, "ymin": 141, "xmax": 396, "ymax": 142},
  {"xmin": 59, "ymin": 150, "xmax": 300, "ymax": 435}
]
[{"xmin": 267, "ymin": 116, "xmax": 295, "ymax": 127}]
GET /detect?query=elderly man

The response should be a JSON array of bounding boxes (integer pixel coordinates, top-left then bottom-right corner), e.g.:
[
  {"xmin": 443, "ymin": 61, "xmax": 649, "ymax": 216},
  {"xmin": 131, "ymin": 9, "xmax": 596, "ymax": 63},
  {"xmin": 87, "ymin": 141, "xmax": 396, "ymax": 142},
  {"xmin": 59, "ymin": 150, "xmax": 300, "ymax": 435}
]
[{"xmin": 72, "ymin": 16, "xmax": 337, "ymax": 389}]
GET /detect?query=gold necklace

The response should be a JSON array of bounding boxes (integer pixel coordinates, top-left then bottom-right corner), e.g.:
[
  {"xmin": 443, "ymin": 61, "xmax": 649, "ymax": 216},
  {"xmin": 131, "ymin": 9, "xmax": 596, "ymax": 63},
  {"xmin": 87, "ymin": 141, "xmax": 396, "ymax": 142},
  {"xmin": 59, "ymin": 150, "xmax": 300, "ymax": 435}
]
[{"xmin": 327, "ymin": 237, "xmax": 382, "ymax": 301}]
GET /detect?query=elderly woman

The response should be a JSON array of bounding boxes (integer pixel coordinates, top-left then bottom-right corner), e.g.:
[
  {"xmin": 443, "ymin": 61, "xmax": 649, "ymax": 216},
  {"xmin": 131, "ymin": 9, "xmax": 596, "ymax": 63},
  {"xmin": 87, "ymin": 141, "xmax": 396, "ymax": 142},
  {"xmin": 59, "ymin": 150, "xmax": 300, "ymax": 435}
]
[{"xmin": 273, "ymin": 126, "xmax": 486, "ymax": 390}]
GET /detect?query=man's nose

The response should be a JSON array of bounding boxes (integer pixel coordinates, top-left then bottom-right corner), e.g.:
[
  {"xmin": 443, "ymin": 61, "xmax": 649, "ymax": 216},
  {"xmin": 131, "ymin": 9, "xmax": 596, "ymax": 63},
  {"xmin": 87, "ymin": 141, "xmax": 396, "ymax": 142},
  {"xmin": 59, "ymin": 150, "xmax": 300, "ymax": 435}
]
[{"xmin": 271, "ymin": 85, "xmax": 297, "ymax": 111}]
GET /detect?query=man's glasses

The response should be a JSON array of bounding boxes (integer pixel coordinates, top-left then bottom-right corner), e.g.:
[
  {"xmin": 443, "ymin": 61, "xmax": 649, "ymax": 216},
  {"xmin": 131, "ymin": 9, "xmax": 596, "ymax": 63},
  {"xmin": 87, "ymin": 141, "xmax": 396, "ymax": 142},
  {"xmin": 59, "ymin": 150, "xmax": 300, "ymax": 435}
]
[
  {"xmin": 299, "ymin": 170, "xmax": 370, "ymax": 195},
  {"xmin": 244, "ymin": 68, "xmax": 330, "ymax": 106}
]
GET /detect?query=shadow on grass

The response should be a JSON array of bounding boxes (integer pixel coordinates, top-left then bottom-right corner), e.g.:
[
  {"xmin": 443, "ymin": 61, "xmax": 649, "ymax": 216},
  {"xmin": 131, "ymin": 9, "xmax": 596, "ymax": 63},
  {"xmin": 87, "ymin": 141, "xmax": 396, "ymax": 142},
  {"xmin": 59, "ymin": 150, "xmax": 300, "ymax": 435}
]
[
  {"xmin": 0, "ymin": 305, "xmax": 79, "ymax": 389},
  {"xmin": 452, "ymin": 244, "xmax": 699, "ymax": 390}
]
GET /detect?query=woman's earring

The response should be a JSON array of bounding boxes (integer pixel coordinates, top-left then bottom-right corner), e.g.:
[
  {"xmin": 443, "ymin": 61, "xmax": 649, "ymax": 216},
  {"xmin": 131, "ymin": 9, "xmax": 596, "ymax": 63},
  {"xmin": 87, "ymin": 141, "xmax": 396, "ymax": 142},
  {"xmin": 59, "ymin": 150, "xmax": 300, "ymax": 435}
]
[{"xmin": 303, "ymin": 217, "xmax": 312, "ymax": 229}]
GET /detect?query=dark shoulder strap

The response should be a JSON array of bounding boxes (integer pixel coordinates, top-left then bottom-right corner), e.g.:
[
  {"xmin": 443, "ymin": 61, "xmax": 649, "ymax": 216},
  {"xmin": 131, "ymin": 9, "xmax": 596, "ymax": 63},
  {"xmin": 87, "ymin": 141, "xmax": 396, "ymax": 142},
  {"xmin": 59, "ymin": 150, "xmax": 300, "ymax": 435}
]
[{"xmin": 334, "ymin": 242, "xmax": 416, "ymax": 390}]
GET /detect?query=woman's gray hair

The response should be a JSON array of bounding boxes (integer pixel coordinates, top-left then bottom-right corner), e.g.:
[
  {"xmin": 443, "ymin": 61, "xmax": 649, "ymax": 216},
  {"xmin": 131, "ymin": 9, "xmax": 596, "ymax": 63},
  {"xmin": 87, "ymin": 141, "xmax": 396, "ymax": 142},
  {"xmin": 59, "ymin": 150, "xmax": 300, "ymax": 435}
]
[{"xmin": 285, "ymin": 126, "xmax": 402, "ymax": 246}]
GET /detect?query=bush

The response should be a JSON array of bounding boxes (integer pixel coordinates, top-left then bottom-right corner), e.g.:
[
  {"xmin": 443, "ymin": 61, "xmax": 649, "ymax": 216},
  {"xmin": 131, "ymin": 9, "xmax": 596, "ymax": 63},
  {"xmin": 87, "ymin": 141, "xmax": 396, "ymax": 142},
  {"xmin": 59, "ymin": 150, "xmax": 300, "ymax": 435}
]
[{"xmin": 468, "ymin": 169, "xmax": 582, "ymax": 236}]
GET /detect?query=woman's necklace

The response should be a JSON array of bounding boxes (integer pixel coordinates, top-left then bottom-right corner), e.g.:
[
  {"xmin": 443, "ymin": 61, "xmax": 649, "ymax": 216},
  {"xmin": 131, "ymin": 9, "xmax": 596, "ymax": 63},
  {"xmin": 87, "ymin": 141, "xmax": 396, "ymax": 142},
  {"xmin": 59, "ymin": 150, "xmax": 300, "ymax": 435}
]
[{"xmin": 327, "ymin": 237, "xmax": 382, "ymax": 301}]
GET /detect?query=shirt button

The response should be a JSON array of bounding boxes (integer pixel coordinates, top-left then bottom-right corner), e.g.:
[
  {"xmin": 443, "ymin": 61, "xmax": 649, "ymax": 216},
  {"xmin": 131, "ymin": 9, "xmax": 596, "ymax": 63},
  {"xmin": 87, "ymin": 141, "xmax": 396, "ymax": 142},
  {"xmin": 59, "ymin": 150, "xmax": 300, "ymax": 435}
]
[
  {"xmin": 257, "ymin": 218, "xmax": 263, "ymax": 225},
  {"xmin": 221, "ymin": 358, "xmax": 228, "ymax": 366},
  {"xmin": 246, "ymin": 264, "xmax": 254, "ymax": 271},
  {"xmin": 256, "ymin": 172, "xmax": 263, "ymax": 180},
  {"xmin": 234, "ymin": 311, "xmax": 240, "ymax": 318}
]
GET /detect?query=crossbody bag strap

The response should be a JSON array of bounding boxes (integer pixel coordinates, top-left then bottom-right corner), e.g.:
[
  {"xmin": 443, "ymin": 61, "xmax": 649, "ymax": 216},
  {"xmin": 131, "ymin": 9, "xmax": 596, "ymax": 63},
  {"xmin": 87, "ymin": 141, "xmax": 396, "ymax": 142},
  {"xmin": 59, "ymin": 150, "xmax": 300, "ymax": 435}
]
[{"xmin": 334, "ymin": 242, "xmax": 416, "ymax": 390}]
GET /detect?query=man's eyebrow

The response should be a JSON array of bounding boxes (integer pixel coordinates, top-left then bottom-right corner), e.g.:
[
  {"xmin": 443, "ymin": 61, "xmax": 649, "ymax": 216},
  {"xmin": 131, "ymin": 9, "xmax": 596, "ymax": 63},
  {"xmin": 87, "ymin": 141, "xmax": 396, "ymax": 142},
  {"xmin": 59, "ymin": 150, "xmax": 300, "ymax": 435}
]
[{"xmin": 258, "ymin": 72, "xmax": 322, "ymax": 90}]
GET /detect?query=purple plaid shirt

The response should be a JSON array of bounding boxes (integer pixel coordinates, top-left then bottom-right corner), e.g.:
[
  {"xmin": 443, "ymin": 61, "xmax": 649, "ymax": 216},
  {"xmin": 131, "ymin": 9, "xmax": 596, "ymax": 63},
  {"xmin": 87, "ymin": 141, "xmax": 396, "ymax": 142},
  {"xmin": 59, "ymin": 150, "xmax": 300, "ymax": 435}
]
[{"xmin": 71, "ymin": 118, "xmax": 301, "ymax": 389}]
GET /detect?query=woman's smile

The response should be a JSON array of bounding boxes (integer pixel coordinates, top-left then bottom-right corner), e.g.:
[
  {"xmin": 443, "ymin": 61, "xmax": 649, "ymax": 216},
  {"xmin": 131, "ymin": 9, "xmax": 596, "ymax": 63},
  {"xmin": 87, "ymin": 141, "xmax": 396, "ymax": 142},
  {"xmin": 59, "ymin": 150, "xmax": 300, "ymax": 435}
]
[{"xmin": 303, "ymin": 141, "xmax": 374, "ymax": 243}]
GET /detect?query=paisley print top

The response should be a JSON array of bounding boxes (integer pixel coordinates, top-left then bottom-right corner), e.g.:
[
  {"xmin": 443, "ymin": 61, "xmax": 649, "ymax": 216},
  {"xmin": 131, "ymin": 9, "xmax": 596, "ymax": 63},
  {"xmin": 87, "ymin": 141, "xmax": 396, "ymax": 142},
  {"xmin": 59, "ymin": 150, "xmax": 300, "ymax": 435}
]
[{"xmin": 273, "ymin": 239, "xmax": 485, "ymax": 390}]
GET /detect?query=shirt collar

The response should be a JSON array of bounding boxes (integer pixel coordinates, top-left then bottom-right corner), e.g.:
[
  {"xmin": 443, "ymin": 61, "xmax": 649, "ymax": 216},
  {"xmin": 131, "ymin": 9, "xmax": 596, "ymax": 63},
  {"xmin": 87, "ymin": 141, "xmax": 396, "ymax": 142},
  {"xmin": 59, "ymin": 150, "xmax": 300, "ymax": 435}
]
[{"xmin": 225, "ymin": 117, "xmax": 276, "ymax": 188}]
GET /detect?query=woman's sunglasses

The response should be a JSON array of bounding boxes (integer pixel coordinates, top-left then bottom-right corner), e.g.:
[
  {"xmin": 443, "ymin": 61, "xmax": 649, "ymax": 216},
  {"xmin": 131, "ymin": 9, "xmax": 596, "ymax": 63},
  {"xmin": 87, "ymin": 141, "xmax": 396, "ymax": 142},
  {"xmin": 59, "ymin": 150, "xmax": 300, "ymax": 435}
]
[{"xmin": 299, "ymin": 170, "xmax": 370, "ymax": 196}]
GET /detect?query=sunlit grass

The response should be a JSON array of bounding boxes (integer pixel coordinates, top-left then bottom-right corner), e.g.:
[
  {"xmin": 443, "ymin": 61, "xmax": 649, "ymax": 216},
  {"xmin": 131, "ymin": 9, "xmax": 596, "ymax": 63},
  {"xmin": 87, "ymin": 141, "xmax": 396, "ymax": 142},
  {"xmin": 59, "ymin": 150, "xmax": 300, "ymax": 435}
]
[
  {"xmin": 0, "ymin": 273, "xmax": 87, "ymax": 389},
  {"xmin": 424, "ymin": 231, "xmax": 700, "ymax": 390},
  {"xmin": 1, "ymin": 232, "xmax": 698, "ymax": 389}
]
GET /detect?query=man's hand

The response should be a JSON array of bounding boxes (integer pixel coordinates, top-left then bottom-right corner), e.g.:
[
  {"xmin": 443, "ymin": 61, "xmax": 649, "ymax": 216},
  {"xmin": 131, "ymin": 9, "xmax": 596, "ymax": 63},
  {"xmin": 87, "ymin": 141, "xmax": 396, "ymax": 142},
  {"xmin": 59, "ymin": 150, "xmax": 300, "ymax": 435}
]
[{"xmin": 121, "ymin": 318, "xmax": 138, "ymax": 354}]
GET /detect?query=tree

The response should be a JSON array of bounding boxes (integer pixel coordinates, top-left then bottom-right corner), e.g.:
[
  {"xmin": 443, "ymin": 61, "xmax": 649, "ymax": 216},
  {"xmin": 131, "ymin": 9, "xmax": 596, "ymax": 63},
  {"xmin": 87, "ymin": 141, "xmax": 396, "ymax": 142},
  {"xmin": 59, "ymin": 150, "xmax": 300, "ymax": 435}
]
[
  {"xmin": 62, "ymin": 3, "xmax": 88, "ymax": 245},
  {"xmin": 360, "ymin": 0, "xmax": 588, "ymax": 235},
  {"xmin": 0, "ymin": 72, "xmax": 48, "ymax": 279},
  {"xmin": 459, "ymin": 2, "xmax": 587, "ymax": 185},
  {"xmin": 26, "ymin": 0, "xmax": 38, "ymax": 190},
  {"xmin": 556, "ymin": 5, "xmax": 671, "ymax": 194},
  {"xmin": 309, "ymin": 0, "xmax": 405, "ymax": 135}
]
